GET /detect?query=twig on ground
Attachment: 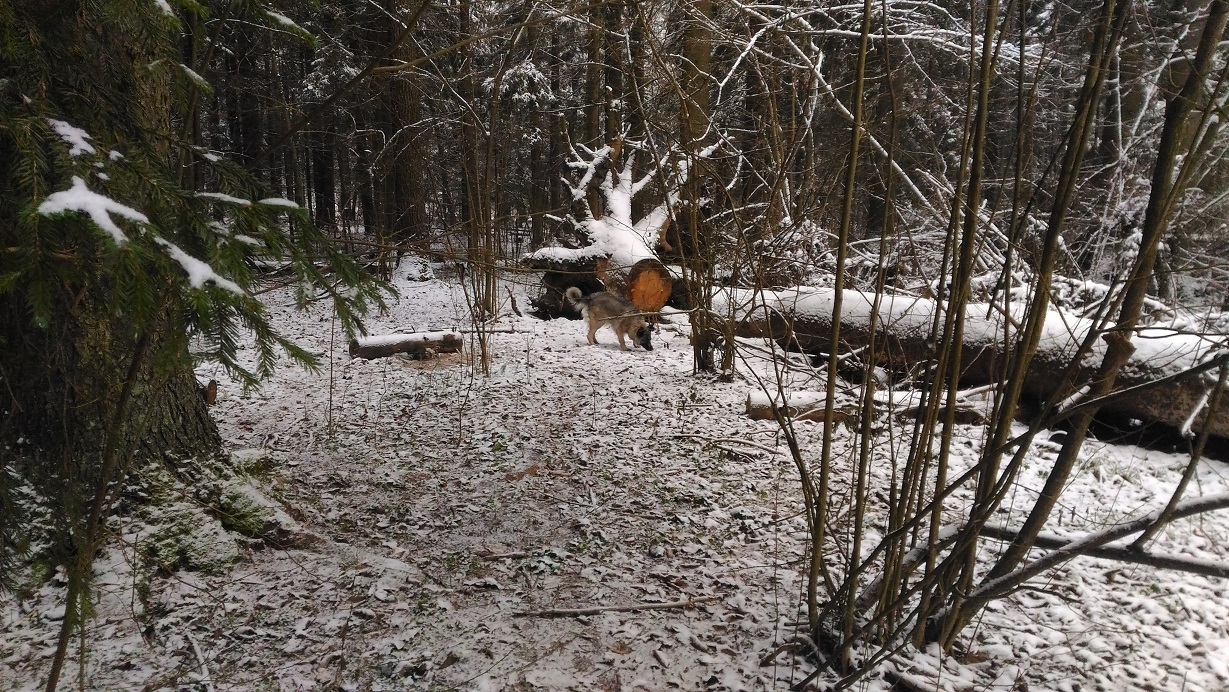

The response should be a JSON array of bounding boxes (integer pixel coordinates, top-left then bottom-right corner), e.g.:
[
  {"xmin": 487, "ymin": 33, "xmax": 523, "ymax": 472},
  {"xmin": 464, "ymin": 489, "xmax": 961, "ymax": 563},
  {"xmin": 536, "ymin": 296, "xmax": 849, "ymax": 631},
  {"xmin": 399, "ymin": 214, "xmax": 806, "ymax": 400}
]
[
  {"xmin": 759, "ymin": 635, "xmax": 821, "ymax": 666},
  {"xmin": 515, "ymin": 595, "xmax": 720, "ymax": 618},
  {"xmin": 978, "ymin": 522, "xmax": 1229, "ymax": 579},
  {"xmin": 185, "ymin": 630, "xmax": 215, "ymax": 692},
  {"xmin": 477, "ymin": 551, "xmax": 531, "ymax": 561}
]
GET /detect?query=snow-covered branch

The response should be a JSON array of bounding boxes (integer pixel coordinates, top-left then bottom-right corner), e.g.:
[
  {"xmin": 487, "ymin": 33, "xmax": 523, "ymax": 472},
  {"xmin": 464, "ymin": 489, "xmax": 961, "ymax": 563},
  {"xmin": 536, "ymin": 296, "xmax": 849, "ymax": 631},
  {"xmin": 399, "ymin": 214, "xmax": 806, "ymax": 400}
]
[
  {"xmin": 38, "ymin": 175, "xmax": 246, "ymax": 295},
  {"xmin": 38, "ymin": 176, "xmax": 146, "ymax": 245},
  {"xmin": 970, "ymin": 492, "xmax": 1229, "ymax": 601},
  {"xmin": 526, "ymin": 139, "xmax": 718, "ymax": 272}
]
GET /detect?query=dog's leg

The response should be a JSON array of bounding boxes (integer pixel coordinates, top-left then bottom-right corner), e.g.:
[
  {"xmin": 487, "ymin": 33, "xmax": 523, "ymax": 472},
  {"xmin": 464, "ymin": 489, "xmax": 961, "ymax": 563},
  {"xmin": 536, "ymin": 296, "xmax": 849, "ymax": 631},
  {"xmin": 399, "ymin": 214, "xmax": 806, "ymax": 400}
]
[
  {"xmin": 587, "ymin": 321, "xmax": 599, "ymax": 345},
  {"xmin": 617, "ymin": 330, "xmax": 628, "ymax": 350}
]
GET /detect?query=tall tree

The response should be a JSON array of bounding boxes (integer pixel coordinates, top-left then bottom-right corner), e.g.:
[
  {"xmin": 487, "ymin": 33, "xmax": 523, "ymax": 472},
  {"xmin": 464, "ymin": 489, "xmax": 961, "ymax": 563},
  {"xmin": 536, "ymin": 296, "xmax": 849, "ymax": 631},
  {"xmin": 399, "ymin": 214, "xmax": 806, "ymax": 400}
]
[{"xmin": 0, "ymin": 4, "xmax": 386, "ymax": 688}]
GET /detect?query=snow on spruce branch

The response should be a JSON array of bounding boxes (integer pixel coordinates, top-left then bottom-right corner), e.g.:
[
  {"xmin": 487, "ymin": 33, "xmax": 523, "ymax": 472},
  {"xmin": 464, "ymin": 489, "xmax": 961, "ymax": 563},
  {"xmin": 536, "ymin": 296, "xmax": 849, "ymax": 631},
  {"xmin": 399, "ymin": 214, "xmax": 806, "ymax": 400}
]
[
  {"xmin": 153, "ymin": 238, "xmax": 243, "ymax": 294},
  {"xmin": 47, "ymin": 119, "xmax": 96, "ymax": 157},
  {"xmin": 257, "ymin": 197, "xmax": 299, "ymax": 209},
  {"xmin": 197, "ymin": 191, "xmax": 253, "ymax": 207},
  {"xmin": 39, "ymin": 176, "xmax": 244, "ymax": 294},
  {"xmin": 38, "ymin": 176, "xmax": 146, "ymax": 244}
]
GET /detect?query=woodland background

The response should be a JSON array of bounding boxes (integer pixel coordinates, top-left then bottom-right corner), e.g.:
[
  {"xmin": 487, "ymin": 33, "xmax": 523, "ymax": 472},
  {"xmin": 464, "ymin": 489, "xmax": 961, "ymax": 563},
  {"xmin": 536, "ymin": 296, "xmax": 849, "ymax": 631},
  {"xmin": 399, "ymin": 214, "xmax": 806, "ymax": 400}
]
[{"xmin": 2, "ymin": 0, "xmax": 1229, "ymax": 688}]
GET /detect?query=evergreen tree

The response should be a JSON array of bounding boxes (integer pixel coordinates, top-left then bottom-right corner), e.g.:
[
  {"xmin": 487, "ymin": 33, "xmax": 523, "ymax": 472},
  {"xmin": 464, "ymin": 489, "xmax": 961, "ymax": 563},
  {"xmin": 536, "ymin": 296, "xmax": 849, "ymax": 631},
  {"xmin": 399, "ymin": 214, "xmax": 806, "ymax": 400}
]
[{"xmin": 0, "ymin": 2, "xmax": 387, "ymax": 685}]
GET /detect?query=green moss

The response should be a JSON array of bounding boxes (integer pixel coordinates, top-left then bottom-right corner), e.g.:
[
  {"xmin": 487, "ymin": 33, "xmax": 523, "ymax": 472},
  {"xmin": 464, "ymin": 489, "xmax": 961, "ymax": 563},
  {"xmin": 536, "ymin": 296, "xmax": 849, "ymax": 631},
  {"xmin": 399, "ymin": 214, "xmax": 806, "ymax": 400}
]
[
  {"xmin": 139, "ymin": 502, "xmax": 238, "ymax": 574},
  {"xmin": 229, "ymin": 448, "xmax": 279, "ymax": 477},
  {"xmin": 215, "ymin": 479, "xmax": 316, "ymax": 548},
  {"xmin": 216, "ymin": 481, "xmax": 278, "ymax": 538}
]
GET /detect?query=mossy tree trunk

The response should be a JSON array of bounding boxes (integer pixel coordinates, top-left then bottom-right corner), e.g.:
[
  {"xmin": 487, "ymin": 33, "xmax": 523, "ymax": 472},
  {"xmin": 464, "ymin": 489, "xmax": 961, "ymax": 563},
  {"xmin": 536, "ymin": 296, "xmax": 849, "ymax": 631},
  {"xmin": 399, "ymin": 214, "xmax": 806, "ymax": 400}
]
[
  {"xmin": 1, "ymin": 286, "xmax": 222, "ymax": 542},
  {"xmin": 1, "ymin": 284, "xmax": 221, "ymax": 689}
]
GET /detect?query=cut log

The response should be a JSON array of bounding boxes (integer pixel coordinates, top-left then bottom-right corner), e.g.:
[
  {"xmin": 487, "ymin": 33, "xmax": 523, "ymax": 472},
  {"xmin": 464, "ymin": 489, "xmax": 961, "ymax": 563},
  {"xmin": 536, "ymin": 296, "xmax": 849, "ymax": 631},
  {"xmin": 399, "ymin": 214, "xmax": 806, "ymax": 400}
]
[
  {"xmin": 349, "ymin": 331, "xmax": 462, "ymax": 360},
  {"xmin": 626, "ymin": 259, "xmax": 673, "ymax": 313},
  {"xmin": 722, "ymin": 287, "xmax": 1229, "ymax": 438},
  {"xmin": 746, "ymin": 391, "xmax": 856, "ymax": 423}
]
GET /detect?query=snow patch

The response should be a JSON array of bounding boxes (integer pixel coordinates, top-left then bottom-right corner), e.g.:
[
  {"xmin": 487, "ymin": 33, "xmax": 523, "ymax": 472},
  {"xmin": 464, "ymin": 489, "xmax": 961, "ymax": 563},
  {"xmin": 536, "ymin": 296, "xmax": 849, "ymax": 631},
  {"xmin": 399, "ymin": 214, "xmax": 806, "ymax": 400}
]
[
  {"xmin": 179, "ymin": 64, "xmax": 210, "ymax": 91},
  {"xmin": 154, "ymin": 237, "xmax": 243, "ymax": 294},
  {"xmin": 37, "ymin": 176, "xmax": 146, "ymax": 244},
  {"xmin": 257, "ymin": 197, "xmax": 299, "ymax": 209},
  {"xmin": 265, "ymin": 10, "xmax": 303, "ymax": 32},
  {"xmin": 197, "ymin": 191, "xmax": 252, "ymax": 207},
  {"xmin": 46, "ymin": 119, "xmax": 96, "ymax": 156}
]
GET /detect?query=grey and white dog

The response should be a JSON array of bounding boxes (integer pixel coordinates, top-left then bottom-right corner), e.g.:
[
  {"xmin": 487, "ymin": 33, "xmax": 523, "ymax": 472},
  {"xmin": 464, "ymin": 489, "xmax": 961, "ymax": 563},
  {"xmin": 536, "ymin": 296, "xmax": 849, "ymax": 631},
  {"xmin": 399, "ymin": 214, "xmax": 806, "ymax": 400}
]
[{"xmin": 565, "ymin": 286, "xmax": 653, "ymax": 351}]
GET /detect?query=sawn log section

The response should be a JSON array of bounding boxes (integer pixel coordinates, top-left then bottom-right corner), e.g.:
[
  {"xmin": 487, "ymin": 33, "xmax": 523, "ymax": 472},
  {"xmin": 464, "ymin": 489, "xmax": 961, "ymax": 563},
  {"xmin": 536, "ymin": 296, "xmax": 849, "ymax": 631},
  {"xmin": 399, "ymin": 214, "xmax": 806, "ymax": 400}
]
[{"xmin": 349, "ymin": 331, "xmax": 462, "ymax": 360}]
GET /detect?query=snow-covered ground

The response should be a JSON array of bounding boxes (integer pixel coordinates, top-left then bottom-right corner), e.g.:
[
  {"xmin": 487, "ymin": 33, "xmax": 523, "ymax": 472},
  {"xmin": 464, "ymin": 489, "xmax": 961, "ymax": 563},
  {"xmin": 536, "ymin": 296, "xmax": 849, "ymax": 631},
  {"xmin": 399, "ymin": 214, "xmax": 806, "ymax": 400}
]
[{"xmin": 3, "ymin": 265, "xmax": 1229, "ymax": 690}]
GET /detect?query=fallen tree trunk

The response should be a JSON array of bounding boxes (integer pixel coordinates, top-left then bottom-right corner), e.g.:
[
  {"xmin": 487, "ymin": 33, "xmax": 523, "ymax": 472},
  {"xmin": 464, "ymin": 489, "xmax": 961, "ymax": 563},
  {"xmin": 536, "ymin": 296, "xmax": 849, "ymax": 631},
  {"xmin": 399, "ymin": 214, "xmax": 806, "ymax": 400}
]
[
  {"xmin": 722, "ymin": 287, "xmax": 1229, "ymax": 438},
  {"xmin": 349, "ymin": 331, "xmax": 462, "ymax": 360},
  {"xmin": 526, "ymin": 258, "xmax": 677, "ymax": 319},
  {"xmin": 746, "ymin": 389, "xmax": 991, "ymax": 425}
]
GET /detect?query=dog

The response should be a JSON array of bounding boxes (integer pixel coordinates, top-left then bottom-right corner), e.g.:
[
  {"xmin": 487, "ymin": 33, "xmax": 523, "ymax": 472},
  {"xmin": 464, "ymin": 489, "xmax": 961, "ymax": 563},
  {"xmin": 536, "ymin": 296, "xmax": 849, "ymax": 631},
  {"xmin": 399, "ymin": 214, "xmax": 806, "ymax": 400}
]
[{"xmin": 565, "ymin": 286, "xmax": 653, "ymax": 351}]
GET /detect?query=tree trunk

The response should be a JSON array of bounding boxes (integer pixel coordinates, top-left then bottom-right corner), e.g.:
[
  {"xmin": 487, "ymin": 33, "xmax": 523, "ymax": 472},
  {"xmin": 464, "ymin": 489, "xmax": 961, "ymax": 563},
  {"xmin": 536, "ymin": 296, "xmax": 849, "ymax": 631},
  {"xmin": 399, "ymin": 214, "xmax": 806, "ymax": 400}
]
[
  {"xmin": 0, "ymin": 288, "xmax": 221, "ymax": 623},
  {"xmin": 371, "ymin": 1, "xmax": 429, "ymax": 270},
  {"xmin": 1, "ymin": 292, "xmax": 221, "ymax": 478},
  {"xmin": 530, "ymin": 106, "xmax": 549, "ymax": 248},
  {"xmin": 584, "ymin": 4, "xmax": 606, "ymax": 219},
  {"xmin": 309, "ymin": 116, "xmax": 337, "ymax": 228},
  {"xmin": 2, "ymin": 282, "xmax": 220, "ymax": 692},
  {"xmin": 230, "ymin": 28, "xmax": 264, "ymax": 181}
]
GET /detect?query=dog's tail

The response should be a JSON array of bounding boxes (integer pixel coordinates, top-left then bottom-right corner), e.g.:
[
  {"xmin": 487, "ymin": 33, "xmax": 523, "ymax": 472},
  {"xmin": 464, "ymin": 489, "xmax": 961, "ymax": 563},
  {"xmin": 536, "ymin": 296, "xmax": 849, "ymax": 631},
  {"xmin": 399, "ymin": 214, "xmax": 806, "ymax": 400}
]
[{"xmin": 564, "ymin": 286, "xmax": 586, "ymax": 311}]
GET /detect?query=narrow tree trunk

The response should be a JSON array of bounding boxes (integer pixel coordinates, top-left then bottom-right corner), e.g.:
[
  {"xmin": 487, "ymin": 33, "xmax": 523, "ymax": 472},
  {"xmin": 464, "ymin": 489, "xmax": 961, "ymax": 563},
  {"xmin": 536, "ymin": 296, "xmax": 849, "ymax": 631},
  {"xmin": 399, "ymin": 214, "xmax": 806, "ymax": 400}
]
[
  {"xmin": 681, "ymin": 0, "xmax": 714, "ymax": 372},
  {"xmin": 584, "ymin": 5, "xmax": 606, "ymax": 219},
  {"xmin": 310, "ymin": 114, "xmax": 337, "ymax": 228}
]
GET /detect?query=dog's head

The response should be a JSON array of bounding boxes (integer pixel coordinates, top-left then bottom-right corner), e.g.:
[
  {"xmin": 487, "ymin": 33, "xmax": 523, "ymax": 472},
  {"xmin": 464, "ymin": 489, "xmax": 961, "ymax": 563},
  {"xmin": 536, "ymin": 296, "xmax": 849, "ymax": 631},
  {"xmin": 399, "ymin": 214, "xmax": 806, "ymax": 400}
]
[{"xmin": 636, "ymin": 323, "xmax": 654, "ymax": 351}]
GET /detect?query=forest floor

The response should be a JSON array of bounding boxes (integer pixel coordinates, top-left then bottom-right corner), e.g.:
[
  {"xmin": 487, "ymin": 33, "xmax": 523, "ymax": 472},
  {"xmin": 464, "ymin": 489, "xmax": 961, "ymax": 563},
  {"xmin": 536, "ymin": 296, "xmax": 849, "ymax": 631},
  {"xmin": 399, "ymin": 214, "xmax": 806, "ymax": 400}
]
[{"xmin": 3, "ymin": 263, "xmax": 1229, "ymax": 691}]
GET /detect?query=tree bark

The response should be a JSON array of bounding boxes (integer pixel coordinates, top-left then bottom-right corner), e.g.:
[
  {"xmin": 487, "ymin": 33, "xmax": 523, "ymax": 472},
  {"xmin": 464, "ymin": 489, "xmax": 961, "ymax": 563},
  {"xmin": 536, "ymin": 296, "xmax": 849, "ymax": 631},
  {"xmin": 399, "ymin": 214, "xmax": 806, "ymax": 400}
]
[
  {"xmin": 1, "ymin": 291, "xmax": 221, "ymax": 476},
  {"xmin": 373, "ymin": 1, "xmax": 429, "ymax": 270}
]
